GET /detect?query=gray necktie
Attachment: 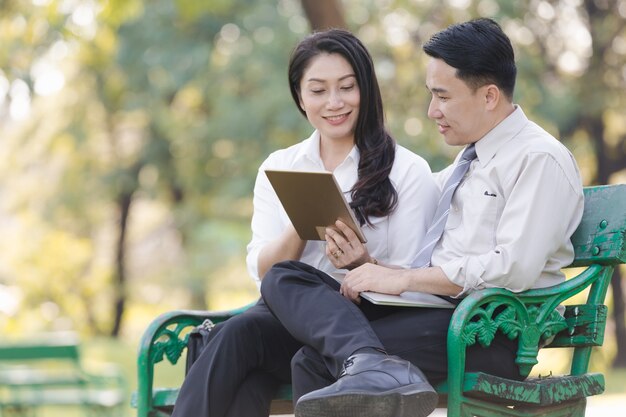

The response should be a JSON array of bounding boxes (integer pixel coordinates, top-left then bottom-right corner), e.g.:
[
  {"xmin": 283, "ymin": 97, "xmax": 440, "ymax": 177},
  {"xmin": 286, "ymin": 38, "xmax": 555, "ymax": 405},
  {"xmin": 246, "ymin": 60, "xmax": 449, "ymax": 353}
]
[{"xmin": 411, "ymin": 143, "xmax": 477, "ymax": 268}]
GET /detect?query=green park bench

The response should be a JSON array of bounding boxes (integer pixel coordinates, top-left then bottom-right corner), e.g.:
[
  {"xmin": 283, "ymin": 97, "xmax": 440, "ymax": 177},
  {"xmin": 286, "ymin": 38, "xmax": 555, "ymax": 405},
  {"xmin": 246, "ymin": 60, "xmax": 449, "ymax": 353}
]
[
  {"xmin": 0, "ymin": 334, "xmax": 126, "ymax": 416},
  {"xmin": 132, "ymin": 183, "xmax": 626, "ymax": 417}
]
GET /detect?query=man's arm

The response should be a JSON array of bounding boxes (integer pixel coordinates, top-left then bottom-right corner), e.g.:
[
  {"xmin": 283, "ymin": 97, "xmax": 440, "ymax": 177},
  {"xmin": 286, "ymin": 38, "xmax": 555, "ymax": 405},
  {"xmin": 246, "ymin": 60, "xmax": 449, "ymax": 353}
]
[
  {"xmin": 340, "ymin": 264, "xmax": 462, "ymax": 301},
  {"xmin": 342, "ymin": 153, "xmax": 583, "ymax": 301},
  {"xmin": 439, "ymin": 153, "xmax": 583, "ymax": 295}
]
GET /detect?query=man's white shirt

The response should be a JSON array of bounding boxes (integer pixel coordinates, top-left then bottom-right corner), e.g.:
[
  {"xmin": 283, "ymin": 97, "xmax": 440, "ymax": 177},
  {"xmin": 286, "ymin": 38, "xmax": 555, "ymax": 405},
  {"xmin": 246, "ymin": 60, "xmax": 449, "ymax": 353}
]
[{"xmin": 432, "ymin": 106, "xmax": 584, "ymax": 296}]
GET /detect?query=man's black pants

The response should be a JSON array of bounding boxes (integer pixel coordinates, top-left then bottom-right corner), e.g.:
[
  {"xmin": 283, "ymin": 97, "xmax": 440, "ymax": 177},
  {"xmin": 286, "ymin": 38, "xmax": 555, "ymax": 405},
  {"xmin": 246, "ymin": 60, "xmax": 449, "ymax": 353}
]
[{"xmin": 173, "ymin": 260, "xmax": 520, "ymax": 416}]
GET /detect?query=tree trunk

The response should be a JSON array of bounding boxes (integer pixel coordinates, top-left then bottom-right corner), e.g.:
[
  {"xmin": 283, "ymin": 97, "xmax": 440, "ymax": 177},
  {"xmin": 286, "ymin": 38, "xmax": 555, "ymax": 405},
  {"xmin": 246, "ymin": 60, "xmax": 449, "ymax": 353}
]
[
  {"xmin": 110, "ymin": 190, "xmax": 133, "ymax": 337},
  {"xmin": 300, "ymin": 0, "xmax": 347, "ymax": 31}
]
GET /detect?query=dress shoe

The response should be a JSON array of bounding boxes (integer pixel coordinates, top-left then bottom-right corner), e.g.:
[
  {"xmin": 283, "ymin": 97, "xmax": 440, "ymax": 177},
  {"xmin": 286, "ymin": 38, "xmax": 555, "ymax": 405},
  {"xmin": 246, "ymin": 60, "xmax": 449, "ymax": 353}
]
[{"xmin": 295, "ymin": 353, "xmax": 437, "ymax": 417}]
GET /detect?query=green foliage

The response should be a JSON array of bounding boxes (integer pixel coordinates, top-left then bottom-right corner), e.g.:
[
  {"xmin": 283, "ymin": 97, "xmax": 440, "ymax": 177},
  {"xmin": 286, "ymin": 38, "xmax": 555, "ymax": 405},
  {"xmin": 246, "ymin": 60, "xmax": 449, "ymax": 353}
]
[
  {"xmin": 0, "ymin": 0, "xmax": 309, "ymax": 336},
  {"xmin": 0, "ymin": 0, "xmax": 624, "ymax": 340}
]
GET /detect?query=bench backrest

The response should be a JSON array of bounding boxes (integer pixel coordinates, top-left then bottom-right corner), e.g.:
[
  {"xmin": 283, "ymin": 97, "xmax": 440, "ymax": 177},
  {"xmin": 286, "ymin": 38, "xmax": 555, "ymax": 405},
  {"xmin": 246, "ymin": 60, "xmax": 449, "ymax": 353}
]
[
  {"xmin": 570, "ymin": 184, "xmax": 626, "ymax": 267},
  {"xmin": 547, "ymin": 184, "xmax": 626, "ymax": 374}
]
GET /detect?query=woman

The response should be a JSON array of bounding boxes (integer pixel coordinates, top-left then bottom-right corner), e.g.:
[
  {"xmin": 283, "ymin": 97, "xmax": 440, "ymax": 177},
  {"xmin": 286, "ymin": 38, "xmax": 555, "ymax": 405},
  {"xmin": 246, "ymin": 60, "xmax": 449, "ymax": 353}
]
[{"xmin": 172, "ymin": 29, "xmax": 438, "ymax": 417}]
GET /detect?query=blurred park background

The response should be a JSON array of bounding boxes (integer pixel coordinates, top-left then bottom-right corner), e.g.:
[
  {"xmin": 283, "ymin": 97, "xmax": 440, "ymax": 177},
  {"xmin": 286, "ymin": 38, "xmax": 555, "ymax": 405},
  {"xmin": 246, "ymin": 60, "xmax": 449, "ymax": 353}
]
[{"xmin": 0, "ymin": 0, "xmax": 625, "ymax": 415}]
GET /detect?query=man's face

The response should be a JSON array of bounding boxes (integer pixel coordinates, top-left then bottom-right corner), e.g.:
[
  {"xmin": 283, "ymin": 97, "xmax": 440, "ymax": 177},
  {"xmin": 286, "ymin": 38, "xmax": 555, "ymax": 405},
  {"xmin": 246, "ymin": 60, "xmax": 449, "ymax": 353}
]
[{"xmin": 425, "ymin": 57, "xmax": 491, "ymax": 146}]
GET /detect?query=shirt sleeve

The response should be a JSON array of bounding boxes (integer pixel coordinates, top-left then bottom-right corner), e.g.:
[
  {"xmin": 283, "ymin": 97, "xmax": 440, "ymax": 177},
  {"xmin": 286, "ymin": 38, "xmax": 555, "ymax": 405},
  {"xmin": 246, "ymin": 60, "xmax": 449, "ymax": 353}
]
[
  {"xmin": 386, "ymin": 157, "xmax": 439, "ymax": 268},
  {"xmin": 440, "ymin": 153, "xmax": 583, "ymax": 294},
  {"xmin": 245, "ymin": 160, "xmax": 287, "ymax": 287}
]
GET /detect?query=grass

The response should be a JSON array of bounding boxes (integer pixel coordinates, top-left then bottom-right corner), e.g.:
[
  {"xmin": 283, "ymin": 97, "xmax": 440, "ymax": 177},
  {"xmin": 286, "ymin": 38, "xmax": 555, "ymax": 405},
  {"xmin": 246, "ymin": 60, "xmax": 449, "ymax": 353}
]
[
  {"xmin": 603, "ymin": 367, "xmax": 626, "ymax": 395},
  {"xmin": 8, "ymin": 337, "xmax": 626, "ymax": 417},
  {"xmin": 81, "ymin": 337, "xmax": 186, "ymax": 417}
]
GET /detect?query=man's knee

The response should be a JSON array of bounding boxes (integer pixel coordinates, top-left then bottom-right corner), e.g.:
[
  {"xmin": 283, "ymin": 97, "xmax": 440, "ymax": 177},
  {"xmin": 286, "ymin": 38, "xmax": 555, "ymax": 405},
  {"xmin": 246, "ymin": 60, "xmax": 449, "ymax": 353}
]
[{"xmin": 260, "ymin": 260, "xmax": 309, "ymax": 299}]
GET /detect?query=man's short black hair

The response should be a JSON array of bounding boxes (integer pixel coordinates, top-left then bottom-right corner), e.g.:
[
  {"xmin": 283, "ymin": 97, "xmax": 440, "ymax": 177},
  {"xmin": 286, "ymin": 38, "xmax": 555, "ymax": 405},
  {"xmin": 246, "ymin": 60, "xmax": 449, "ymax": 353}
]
[{"xmin": 423, "ymin": 18, "xmax": 517, "ymax": 100}]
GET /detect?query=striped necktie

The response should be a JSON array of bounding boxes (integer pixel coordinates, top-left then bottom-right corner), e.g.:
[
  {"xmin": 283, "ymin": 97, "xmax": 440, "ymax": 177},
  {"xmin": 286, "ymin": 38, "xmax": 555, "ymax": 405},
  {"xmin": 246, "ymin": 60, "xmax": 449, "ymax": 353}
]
[{"xmin": 411, "ymin": 143, "xmax": 477, "ymax": 268}]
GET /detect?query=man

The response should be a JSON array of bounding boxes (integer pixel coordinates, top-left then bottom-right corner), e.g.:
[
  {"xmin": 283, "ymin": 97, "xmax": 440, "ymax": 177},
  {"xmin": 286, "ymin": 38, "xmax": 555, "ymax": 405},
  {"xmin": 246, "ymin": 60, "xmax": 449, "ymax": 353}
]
[{"xmin": 261, "ymin": 18, "xmax": 584, "ymax": 417}]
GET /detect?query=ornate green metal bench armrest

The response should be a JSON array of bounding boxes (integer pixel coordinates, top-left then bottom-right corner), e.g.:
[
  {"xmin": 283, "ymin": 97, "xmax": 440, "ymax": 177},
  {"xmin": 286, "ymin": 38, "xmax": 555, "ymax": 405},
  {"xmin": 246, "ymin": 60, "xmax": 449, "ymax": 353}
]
[{"xmin": 135, "ymin": 304, "xmax": 255, "ymax": 417}]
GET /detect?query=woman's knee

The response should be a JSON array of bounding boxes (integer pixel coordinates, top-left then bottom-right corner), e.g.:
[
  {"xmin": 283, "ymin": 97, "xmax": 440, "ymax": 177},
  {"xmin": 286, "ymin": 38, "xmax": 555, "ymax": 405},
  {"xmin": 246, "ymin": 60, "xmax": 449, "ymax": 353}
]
[{"xmin": 291, "ymin": 346, "xmax": 329, "ymax": 379}]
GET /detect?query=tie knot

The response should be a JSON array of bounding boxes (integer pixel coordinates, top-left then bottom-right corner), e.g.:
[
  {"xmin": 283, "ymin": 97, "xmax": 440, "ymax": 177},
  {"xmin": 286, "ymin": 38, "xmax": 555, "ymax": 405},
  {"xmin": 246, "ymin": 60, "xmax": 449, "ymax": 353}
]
[{"xmin": 461, "ymin": 143, "xmax": 477, "ymax": 162}]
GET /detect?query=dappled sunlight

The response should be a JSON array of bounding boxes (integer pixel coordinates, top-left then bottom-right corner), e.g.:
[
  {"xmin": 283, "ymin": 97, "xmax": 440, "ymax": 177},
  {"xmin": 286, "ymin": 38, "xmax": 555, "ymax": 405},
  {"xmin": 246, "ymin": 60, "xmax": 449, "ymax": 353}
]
[
  {"xmin": 206, "ymin": 260, "xmax": 259, "ymax": 311},
  {"xmin": 0, "ymin": 3, "xmax": 623, "ymax": 417},
  {"xmin": 0, "ymin": 2, "xmax": 623, "ymax": 394}
]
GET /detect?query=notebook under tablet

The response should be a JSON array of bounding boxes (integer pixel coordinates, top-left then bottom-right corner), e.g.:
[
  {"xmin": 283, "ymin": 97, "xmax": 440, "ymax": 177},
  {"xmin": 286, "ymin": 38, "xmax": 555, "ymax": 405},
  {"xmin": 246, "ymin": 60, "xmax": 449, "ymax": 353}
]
[{"xmin": 265, "ymin": 169, "xmax": 367, "ymax": 243}]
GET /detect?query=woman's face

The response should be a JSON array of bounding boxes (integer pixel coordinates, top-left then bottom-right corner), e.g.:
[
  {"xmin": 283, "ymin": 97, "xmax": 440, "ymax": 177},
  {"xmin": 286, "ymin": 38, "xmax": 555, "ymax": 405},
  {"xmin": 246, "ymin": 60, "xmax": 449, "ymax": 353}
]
[{"xmin": 298, "ymin": 53, "xmax": 360, "ymax": 144}]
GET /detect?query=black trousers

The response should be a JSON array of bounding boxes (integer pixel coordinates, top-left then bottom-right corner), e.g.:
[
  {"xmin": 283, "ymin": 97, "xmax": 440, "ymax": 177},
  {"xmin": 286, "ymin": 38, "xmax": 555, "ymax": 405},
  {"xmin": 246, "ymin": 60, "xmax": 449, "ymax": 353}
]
[
  {"xmin": 171, "ymin": 299, "xmax": 302, "ymax": 417},
  {"xmin": 261, "ymin": 260, "xmax": 522, "ymax": 401}
]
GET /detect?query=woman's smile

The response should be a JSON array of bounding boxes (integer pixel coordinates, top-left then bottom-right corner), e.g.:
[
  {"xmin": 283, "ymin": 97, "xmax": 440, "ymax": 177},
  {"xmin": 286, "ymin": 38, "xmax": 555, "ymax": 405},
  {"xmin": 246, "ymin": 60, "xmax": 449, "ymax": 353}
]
[{"xmin": 324, "ymin": 112, "xmax": 352, "ymax": 125}]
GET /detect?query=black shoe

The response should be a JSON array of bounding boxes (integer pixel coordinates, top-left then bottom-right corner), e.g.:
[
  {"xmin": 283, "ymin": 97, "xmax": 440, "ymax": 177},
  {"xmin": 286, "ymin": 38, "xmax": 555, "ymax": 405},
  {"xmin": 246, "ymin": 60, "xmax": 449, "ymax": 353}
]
[{"xmin": 295, "ymin": 353, "xmax": 438, "ymax": 417}]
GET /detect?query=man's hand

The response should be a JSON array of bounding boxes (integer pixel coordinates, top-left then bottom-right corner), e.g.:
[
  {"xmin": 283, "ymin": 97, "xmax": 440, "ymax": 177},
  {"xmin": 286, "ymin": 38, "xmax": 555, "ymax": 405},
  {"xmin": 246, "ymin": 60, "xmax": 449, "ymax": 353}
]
[{"xmin": 340, "ymin": 263, "xmax": 407, "ymax": 302}]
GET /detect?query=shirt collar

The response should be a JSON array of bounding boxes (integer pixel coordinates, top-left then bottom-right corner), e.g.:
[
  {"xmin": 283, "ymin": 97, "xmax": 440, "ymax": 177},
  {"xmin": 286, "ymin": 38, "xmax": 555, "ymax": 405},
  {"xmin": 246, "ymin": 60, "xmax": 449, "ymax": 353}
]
[
  {"xmin": 293, "ymin": 130, "xmax": 360, "ymax": 168},
  {"xmin": 475, "ymin": 105, "xmax": 529, "ymax": 165},
  {"xmin": 346, "ymin": 143, "xmax": 360, "ymax": 165}
]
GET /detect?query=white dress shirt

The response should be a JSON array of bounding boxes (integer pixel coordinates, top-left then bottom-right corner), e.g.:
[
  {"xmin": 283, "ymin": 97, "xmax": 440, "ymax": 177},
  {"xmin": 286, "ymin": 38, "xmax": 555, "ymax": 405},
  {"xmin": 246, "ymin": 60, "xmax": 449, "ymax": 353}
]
[
  {"xmin": 432, "ymin": 106, "xmax": 584, "ymax": 296},
  {"xmin": 247, "ymin": 130, "xmax": 439, "ymax": 286}
]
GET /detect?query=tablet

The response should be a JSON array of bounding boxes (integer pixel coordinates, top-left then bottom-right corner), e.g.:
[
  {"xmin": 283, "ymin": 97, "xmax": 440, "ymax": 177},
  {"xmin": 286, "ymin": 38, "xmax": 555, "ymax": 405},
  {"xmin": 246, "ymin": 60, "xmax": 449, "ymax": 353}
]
[{"xmin": 265, "ymin": 170, "xmax": 367, "ymax": 243}]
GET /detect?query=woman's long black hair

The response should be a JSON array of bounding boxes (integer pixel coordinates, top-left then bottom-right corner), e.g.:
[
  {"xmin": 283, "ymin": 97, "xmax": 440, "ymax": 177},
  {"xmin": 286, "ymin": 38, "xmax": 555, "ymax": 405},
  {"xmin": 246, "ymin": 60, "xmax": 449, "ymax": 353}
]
[{"xmin": 287, "ymin": 29, "xmax": 398, "ymax": 226}]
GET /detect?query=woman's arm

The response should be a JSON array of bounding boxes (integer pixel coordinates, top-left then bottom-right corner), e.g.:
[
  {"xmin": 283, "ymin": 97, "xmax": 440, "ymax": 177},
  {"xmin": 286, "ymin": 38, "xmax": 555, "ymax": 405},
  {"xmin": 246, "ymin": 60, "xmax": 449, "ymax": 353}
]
[
  {"xmin": 256, "ymin": 224, "xmax": 306, "ymax": 279},
  {"xmin": 246, "ymin": 160, "xmax": 309, "ymax": 284}
]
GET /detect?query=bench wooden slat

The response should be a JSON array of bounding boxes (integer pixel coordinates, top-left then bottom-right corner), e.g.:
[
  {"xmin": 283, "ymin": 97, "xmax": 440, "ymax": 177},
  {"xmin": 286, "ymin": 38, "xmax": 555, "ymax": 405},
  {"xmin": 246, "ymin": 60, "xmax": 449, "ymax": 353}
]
[
  {"xmin": 0, "ymin": 343, "xmax": 80, "ymax": 362},
  {"xmin": 460, "ymin": 371, "xmax": 605, "ymax": 406},
  {"xmin": 0, "ymin": 368, "xmax": 86, "ymax": 386},
  {"xmin": 570, "ymin": 184, "xmax": 626, "ymax": 266},
  {"xmin": 3, "ymin": 388, "xmax": 125, "ymax": 407},
  {"xmin": 547, "ymin": 304, "xmax": 608, "ymax": 348}
]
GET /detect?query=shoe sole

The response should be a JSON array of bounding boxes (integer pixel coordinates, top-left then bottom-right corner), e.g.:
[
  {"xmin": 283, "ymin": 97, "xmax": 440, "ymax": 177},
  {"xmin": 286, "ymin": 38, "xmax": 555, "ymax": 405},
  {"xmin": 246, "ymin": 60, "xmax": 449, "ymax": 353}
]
[{"xmin": 295, "ymin": 384, "xmax": 438, "ymax": 417}]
